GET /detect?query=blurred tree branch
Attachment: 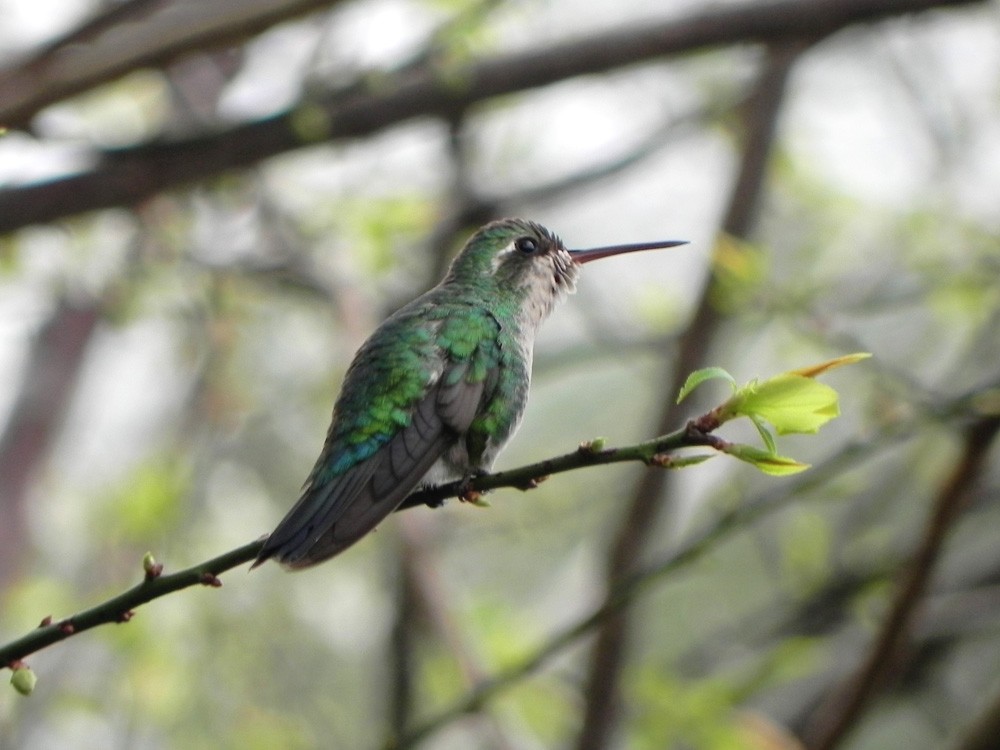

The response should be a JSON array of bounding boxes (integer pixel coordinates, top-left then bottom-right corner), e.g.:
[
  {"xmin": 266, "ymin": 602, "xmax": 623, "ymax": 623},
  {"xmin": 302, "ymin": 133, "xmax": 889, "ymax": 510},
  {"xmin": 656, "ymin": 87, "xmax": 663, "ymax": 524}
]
[
  {"xmin": 388, "ymin": 521, "xmax": 518, "ymax": 749},
  {"xmin": 802, "ymin": 414, "xmax": 1000, "ymax": 750},
  {"xmin": 0, "ymin": 0, "xmax": 354, "ymax": 129},
  {"xmin": 0, "ymin": 0, "xmax": 986, "ymax": 235},
  {"xmin": 0, "ymin": 301, "xmax": 101, "ymax": 589},
  {"xmin": 950, "ymin": 680, "xmax": 1000, "ymax": 750},
  {"xmin": 575, "ymin": 40, "xmax": 804, "ymax": 750}
]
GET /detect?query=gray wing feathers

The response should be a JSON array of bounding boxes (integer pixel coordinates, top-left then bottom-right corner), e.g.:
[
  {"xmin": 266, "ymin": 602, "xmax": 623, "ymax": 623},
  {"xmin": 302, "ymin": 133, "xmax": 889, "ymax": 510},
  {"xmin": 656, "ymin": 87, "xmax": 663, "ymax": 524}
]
[
  {"xmin": 373, "ymin": 392, "xmax": 446, "ymax": 498},
  {"xmin": 258, "ymin": 372, "xmax": 487, "ymax": 568},
  {"xmin": 255, "ymin": 351, "xmax": 498, "ymax": 569},
  {"xmin": 437, "ymin": 363, "xmax": 485, "ymax": 434}
]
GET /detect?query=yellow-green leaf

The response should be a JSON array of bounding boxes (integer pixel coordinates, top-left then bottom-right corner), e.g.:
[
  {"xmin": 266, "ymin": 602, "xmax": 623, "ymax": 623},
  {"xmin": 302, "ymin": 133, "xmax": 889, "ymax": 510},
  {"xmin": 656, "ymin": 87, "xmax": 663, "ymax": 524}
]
[
  {"xmin": 787, "ymin": 352, "xmax": 871, "ymax": 379},
  {"xmin": 676, "ymin": 367, "xmax": 737, "ymax": 404},
  {"xmin": 748, "ymin": 414, "xmax": 777, "ymax": 454},
  {"xmin": 730, "ymin": 375, "xmax": 839, "ymax": 435},
  {"xmin": 722, "ymin": 443, "xmax": 810, "ymax": 476}
]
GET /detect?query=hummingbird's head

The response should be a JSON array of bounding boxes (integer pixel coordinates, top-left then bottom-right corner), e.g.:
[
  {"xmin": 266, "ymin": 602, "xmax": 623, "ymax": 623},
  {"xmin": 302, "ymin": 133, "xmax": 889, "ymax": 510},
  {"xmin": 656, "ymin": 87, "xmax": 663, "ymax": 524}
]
[
  {"xmin": 446, "ymin": 217, "xmax": 687, "ymax": 330},
  {"xmin": 448, "ymin": 218, "xmax": 577, "ymax": 289},
  {"xmin": 445, "ymin": 218, "xmax": 579, "ymax": 327}
]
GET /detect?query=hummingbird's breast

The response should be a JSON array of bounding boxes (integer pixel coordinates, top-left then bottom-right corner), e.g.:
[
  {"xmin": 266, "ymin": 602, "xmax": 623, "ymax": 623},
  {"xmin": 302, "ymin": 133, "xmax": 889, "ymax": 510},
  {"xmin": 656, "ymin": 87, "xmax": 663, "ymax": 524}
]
[{"xmin": 423, "ymin": 303, "xmax": 533, "ymax": 484}]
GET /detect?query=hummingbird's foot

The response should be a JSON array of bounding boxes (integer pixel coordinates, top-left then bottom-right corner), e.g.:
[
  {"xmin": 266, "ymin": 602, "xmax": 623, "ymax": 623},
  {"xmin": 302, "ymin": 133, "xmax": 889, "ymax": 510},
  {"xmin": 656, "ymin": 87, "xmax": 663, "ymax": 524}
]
[
  {"xmin": 457, "ymin": 471, "xmax": 491, "ymax": 506},
  {"xmin": 459, "ymin": 489, "xmax": 483, "ymax": 504}
]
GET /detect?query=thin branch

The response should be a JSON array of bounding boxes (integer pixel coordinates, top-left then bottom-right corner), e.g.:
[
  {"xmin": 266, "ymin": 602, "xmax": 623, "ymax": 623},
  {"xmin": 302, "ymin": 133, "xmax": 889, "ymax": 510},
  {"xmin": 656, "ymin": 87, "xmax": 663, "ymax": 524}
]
[
  {"xmin": 401, "ymin": 423, "xmax": 721, "ymax": 510},
  {"xmin": 0, "ymin": 540, "xmax": 259, "ymax": 672},
  {"xmin": 0, "ymin": 0, "xmax": 985, "ymax": 234},
  {"xmin": 802, "ymin": 415, "xmax": 1000, "ymax": 750},
  {"xmin": 0, "ymin": 422, "xmax": 721, "ymax": 670}
]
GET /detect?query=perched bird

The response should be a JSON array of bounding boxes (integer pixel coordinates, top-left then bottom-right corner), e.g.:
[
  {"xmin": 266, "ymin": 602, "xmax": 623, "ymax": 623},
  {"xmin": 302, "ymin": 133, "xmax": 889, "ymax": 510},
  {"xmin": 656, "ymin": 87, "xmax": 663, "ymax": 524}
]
[{"xmin": 253, "ymin": 218, "xmax": 685, "ymax": 569}]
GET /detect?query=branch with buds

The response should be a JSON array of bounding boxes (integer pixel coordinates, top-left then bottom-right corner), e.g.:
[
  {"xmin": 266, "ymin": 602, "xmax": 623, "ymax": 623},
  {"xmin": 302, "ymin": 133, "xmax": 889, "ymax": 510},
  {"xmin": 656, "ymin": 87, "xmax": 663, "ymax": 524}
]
[{"xmin": 1, "ymin": 354, "xmax": 869, "ymax": 693}]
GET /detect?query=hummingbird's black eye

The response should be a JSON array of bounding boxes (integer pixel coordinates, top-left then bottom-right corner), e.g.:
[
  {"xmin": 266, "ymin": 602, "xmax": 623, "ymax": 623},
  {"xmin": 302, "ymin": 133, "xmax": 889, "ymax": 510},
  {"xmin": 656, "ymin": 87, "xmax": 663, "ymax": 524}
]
[{"xmin": 515, "ymin": 237, "xmax": 539, "ymax": 255}]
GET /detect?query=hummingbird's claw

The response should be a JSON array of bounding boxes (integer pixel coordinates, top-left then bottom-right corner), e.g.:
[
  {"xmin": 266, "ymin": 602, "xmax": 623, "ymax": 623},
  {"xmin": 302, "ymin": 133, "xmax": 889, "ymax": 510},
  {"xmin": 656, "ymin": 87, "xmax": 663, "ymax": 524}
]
[
  {"xmin": 457, "ymin": 471, "xmax": 492, "ymax": 506},
  {"xmin": 457, "ymin": 471, "xmax": 482, "ymax": 494},
  {"xmin": 459, "ymin": 489, "xmax": 484, "ymax": 504}
]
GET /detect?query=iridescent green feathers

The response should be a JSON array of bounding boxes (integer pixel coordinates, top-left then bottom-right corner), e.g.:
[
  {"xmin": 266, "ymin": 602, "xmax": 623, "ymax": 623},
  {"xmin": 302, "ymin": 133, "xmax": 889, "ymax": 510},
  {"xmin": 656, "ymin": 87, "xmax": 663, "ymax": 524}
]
[
  {"xmin": 321, "ymin": 300, "xmax": 516, "ymax": 483},
  {"xmin": 254, "ymin": 219, "xmax": 554, "ymax": 568}
]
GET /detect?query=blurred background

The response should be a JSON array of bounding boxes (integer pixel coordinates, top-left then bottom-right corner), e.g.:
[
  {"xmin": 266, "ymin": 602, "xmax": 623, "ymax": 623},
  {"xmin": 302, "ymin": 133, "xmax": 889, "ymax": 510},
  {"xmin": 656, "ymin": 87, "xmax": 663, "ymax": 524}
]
[{"xmin": 1, "ymin": 0, "xmax": 999, "ymax": 748}]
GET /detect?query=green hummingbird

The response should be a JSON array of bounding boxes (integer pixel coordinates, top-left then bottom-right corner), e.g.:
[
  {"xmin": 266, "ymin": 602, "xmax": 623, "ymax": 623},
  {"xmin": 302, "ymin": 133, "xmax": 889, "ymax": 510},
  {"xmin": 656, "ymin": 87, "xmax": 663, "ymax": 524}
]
[{"xmin": 253, "ymin": 218, "xmax": 685, "ymax": 569}]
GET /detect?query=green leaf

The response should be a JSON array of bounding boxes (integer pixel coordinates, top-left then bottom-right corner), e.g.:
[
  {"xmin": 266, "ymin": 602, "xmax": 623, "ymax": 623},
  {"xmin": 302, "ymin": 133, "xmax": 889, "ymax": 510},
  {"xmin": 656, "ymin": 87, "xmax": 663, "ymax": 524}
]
[
  {"xmin": 727, "ymin": 375, "xmax": 840, "ymax": 435},
  {"xmin": 676, "ymin": 367, "xmax": 737, "ymax": 404},
  {"xmin": 687, "ymin": 354, "xmax": 870, "ymax": 473},
  {"xmin": 721, "ymin": 443, "xmax": 809, "ymax": 476},
  {"xmin": 748, "ymin": 414, "xmax": 777, "ymax": 454}
]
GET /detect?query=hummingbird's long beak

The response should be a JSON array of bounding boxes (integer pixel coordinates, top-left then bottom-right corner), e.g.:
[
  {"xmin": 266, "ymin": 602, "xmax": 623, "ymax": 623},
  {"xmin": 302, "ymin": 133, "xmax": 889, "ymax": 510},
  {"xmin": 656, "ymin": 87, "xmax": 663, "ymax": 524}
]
[{"xmin": 569, "ymin": 239, "xmax": 688, "ymax": 265}]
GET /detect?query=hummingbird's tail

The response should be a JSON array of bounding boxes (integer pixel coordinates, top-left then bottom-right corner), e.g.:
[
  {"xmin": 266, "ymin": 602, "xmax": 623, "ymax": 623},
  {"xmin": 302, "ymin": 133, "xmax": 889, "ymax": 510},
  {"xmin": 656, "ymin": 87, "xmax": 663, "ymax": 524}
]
[{"xmin": 252, "ymin": 397, "xmax": 452, "ymax": 569}]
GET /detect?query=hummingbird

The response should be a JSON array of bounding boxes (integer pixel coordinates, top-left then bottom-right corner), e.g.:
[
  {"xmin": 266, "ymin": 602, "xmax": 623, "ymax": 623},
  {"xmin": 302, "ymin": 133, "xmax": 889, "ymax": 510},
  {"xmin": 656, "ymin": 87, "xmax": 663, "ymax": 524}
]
[{"xmin": 253, "ymin": 218, "xmax": 685, "ymax": 569}]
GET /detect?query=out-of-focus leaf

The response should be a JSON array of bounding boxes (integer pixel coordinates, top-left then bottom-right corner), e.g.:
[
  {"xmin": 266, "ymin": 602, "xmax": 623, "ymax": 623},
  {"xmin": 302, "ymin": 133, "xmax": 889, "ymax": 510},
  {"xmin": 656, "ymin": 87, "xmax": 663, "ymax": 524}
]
[
  {"xmin": 501, "ymin": 680, "xmax": 575, "ymax": 746},
  {"xmin": 630, "ymin": 670, "xmax": 744, "ymax": 750},
  {"xmin": 104, "ymin": 456, "xmax": 190, "ymax": 541},
  {"xmin": 709, "ymin": 233, "xmax": 769, "ymax": 313},
  {"xmin": 780, "ymin": 510, "xmax": 832, "ymax": 596},
  {"xmin": 0, "ymin": 236, "xmax": 18, "ymax": 274}
]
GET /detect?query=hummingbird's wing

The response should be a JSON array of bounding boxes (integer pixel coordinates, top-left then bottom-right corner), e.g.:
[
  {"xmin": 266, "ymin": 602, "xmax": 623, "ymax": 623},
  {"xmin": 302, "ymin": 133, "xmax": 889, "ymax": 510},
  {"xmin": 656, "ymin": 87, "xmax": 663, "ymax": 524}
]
[{"xmin": 253, "ymin": 307, "xmax": 501, "ymax": 569}]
